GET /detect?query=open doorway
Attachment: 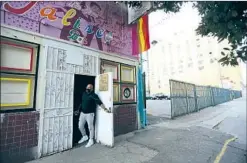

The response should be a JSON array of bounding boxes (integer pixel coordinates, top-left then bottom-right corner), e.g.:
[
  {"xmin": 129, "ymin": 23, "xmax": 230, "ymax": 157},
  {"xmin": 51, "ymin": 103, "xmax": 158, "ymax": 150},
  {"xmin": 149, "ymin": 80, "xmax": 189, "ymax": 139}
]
[{"xmin": 73, "ymin": 74, "xmax": 95, "ymax": 146}]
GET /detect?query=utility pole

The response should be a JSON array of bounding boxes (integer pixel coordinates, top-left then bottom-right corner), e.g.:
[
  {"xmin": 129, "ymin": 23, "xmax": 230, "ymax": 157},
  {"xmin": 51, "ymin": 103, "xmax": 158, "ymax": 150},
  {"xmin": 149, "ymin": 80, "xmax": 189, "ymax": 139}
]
[{"xmin": 146, "ymin": 50, "xmax": 151, "ymax": 96}]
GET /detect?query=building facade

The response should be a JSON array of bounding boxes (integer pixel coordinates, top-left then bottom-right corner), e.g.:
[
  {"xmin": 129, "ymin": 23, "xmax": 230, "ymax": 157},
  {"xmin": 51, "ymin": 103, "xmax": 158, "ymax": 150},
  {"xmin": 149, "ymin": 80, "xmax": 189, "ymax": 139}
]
[
  {"xmin": 0, "ymin": 2, "xmax": 139, "ymax": 162},
  {"xmin": 146, "ymin": 31, "xmax": 243, "ymax": 95},
  {"xmin": 145, "ymin": 3, "xmax": 243, "ymax": 96}
]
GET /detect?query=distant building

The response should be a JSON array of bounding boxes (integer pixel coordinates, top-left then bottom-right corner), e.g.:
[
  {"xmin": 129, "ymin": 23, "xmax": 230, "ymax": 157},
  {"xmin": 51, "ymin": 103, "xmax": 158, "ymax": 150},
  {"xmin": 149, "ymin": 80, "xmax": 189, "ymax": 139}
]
[
  {"xmin": 144, "ymin": 3, "xmax": 244, "ymax": 95},
  {"xmin": 145, "ymin": 32, "xmax": 243, "ymax": 95}
]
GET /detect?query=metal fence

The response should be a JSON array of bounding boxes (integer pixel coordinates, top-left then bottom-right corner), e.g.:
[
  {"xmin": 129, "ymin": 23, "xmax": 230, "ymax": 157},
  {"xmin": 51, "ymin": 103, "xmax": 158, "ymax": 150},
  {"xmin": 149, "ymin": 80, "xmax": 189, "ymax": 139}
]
[{"xmin": 169, "ymin": 80, "xmax": 242, "ymax": 118}]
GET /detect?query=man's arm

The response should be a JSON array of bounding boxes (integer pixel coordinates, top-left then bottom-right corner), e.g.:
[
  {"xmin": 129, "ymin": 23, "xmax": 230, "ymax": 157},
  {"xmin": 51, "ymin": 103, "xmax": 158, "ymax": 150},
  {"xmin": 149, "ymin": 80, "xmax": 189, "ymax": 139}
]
[
  {"xmin": 92, "ymin": 94, "xmax": 110, "ymax": 112},
  {"xmin": 92, "ymin": 94, "xmax": 103, "ymax": 105}
]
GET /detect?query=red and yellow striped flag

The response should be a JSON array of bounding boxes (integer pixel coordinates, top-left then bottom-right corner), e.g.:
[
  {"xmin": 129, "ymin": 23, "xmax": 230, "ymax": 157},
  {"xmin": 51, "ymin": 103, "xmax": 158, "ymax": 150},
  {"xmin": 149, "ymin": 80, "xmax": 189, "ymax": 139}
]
[{"xmin": 132, "ymin": 14, "xmax": 150, "ymax": 56}]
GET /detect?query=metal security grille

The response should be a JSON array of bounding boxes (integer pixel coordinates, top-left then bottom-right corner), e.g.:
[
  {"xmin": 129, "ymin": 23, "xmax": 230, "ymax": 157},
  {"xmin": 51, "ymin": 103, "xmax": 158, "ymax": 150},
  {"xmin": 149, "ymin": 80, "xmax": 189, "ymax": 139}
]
[
  {"xmin": 196, "ymin": 86, "xmax": 212, "ymax": 110},
  {"xmin": 169, "ymin": 79, "xmax": 242, "ymax": 118},
  {"xmin": 232, "ymin": 90, "xmax": 242, "ymax": 99},
  {"xmin": 170, "ymin": 80, "xmax": 196, "ymax": 118},
  {"xmin": 39, "ymin": 44, "xmax": 98, "ymax": 157}
]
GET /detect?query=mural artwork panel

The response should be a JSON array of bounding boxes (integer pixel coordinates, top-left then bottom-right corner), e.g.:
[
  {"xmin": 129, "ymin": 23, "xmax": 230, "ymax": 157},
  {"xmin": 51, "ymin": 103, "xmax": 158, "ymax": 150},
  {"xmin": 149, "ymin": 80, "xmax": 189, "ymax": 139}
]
[{"xmin": 1, "ymin": 1, "xmax": 132, "ymax": 56}]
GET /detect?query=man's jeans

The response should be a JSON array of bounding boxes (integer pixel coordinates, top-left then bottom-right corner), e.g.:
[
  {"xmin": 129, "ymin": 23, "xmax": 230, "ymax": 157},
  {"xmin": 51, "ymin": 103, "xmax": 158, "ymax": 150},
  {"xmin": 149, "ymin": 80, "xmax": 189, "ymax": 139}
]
[{"xmin": 78, "ymin": 112, "xmax": 95, "ymax": 139}]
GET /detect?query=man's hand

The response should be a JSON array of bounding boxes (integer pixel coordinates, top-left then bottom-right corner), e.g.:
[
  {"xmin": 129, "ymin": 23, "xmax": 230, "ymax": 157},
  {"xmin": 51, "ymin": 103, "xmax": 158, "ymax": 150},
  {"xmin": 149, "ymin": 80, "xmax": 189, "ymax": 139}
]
[
  {"xmin": 100, "ymin": 104, "xmax": 106, "ymax": 110},
  {"xmin": 74, "ymin": 110, "xmax": 80, "ymax": 116},
  {"xmin": 100, "ymin": 104, "xmax": 111, "ymax": 113}
]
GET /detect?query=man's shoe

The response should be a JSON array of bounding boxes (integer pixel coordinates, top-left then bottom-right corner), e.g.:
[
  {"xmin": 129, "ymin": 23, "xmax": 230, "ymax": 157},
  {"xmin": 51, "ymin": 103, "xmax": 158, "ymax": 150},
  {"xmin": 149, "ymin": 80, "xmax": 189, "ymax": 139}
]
[
  {"xmin": 78, "ymin": 136, "xmax": 88, "ymax": 144},
  {"xmin": 85, "ymin": 139, "xmax": 94, "ymax": 148}
]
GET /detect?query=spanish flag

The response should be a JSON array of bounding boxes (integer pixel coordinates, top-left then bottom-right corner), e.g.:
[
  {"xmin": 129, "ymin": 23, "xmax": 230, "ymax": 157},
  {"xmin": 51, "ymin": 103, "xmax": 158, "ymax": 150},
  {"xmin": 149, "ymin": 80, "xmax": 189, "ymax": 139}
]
[{"xmin": 132, "ymin": 14, "xmax": 150, "ymax": 56}]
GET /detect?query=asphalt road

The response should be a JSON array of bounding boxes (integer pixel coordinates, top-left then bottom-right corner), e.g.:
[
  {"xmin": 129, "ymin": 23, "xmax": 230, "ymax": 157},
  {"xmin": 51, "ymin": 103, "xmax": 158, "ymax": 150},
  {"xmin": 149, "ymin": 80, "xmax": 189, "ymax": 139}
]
[
  {"xmin": 211, "ymin": 97, "xmax": 246, "ymax": 145},
  {"xmin": 146, "ymin": 100, "xmax": 171, "ymax": 118},
  {"xmin": 128, "ymin": 126, "xmax": 246, "ymax": 163},
  {"xmin": 145, "ymin": 96, "xmax": 247, "ymax": 162},
  {"xmin": 146, "ymin": 100, "xmax": 171, "ymax": 125}
]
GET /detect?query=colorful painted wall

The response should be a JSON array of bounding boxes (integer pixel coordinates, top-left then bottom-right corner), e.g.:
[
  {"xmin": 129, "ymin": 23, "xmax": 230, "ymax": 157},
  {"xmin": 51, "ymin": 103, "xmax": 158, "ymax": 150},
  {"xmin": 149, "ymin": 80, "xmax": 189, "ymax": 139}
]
[{"xmin": 1, "ymin": 1, "xmax": 132, "ymax": 56}]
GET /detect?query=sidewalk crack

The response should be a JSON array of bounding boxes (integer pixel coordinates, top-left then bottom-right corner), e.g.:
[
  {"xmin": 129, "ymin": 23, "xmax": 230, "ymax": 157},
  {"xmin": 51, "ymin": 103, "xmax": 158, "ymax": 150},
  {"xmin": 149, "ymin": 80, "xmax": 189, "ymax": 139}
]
[{"xmin": 126, "ymin": 139, "xmax": 160, "ymax": 153}]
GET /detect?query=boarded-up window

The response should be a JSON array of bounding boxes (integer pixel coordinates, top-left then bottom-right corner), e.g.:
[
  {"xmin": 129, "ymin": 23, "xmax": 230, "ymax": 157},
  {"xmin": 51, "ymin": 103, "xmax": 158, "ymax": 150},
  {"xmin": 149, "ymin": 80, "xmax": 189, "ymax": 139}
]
[
  {"xmin": 1, "ymin": 77, "xmax": 33, "ymax": 107},
  {"xmin": 0, "ymin": 37, "xmax": 38, "ymax": 111}
]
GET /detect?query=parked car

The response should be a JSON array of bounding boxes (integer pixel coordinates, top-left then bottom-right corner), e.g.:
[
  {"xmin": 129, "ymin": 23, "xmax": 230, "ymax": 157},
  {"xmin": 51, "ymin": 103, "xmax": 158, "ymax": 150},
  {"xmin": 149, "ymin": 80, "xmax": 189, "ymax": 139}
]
[
  {"xmin": 147, "ymin": 95, "xmax": 156, "ymax": 100},
  {"xmin": 150, "ymin": 95, "xmax": 157, "ymax": 100},
  {"xmin": 154, "ymin": 93, "xmax": 171, "ymax": 100},
  {"xmin": 154, "ymin": 93, "xmax": 166, "ymax": 100}
]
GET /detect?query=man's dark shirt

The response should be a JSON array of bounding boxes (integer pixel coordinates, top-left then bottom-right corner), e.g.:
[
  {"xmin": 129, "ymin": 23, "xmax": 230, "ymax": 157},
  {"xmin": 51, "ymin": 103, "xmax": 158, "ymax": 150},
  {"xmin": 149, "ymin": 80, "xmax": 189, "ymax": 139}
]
[{"xmin": 80, "ymin": 92, "xmax": 102, "ymax": 114}]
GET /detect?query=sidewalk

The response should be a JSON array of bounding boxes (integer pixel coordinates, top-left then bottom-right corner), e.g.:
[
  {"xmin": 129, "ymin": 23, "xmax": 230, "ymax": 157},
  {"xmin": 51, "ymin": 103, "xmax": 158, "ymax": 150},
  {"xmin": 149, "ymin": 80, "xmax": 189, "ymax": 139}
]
[
  {"xmin": 28, "ymin": 132, "xmax": 158, "ymax": 163},
  {"xmin": 28, "ymin": 97, "xmax": 246, "ymax": 163}
]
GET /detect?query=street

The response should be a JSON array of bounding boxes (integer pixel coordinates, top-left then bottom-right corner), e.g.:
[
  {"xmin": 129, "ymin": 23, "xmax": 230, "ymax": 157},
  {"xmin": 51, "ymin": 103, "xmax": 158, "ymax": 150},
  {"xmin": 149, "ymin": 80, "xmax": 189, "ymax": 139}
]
[
  {"xmin": 146, "ymin": 100, "xmax": 171, "ymax": 125},
  {"xmin": 28, "ymin": 96, "xmax": 246, "ymax": 163}
]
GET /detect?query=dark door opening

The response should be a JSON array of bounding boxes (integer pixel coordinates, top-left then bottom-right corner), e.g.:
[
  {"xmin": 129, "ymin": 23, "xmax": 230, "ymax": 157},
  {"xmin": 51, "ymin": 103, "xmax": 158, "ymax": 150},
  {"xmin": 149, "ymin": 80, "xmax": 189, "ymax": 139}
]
[{"xmin": 73, "ymin": 74, "xmax": 95, "ymax": 146}]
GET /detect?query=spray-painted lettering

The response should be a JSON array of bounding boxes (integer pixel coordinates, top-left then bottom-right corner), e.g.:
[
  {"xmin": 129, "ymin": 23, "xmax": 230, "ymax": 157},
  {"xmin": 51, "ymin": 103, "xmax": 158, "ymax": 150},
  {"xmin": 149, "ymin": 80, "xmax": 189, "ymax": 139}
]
[
  {"xmin": 62, "ymin": 8, "xmax": 77, "ymax": 26},
  {"xmin": 68, "ymin": 18, "xmax": 87, "ymax": 45},
  {"xmin": 95, "ymin": 29, "xmax": 104, "ymax": 39},
  {"xmin": 40, "ymin": 6, "xmax": 57, "ymax": 21},
  {"xmin": 1, "ymin": 2, "xmax": 130, "ymax": 53},
  {"xmin": 68, "ymin": 29, "xmax": 80, "ymax": 40},
  {"xmin": 73, "ymin": 18, "xmax": 81, "ymax": 29},
  {"xmin": 85, "ymin": 25, "xmax": 94, "ymax": 34},
  {"xmin": 3, "ymin": 2, "xmax": 37, "ymax": 15},
  {"xmin": 104, "ymin": 32, "xmax": 113, "ymax": 43}
]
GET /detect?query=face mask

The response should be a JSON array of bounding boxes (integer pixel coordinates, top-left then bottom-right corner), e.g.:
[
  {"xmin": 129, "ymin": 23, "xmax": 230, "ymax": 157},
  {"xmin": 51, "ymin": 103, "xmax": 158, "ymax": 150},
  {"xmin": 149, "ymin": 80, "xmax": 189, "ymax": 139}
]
[{"xmin": 86, "ymin": 89, "xmax": 91, "ymax": 93}]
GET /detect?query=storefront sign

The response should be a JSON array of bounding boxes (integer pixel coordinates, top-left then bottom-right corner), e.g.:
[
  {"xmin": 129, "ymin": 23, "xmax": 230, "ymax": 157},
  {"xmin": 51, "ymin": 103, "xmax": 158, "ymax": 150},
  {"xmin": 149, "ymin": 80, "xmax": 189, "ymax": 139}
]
[{"xmin": 99, "ymin": 73, "xmax": 108, "ymax": 91}]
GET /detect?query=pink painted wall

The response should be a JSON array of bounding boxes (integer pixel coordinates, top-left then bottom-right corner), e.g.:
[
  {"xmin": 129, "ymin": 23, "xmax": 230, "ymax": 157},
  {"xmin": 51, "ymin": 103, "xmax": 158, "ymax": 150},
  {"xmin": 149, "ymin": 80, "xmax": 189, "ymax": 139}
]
[{"xmin": 1, "ymin": 1, "xmax": 133, "ymax": 56}]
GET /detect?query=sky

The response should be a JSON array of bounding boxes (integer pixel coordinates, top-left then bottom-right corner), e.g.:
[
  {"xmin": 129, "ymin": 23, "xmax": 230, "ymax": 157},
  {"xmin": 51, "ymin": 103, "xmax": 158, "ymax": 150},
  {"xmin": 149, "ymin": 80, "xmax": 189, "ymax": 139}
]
[{"xmin": 149, "ymin": 2, "xmax": 200, "ymax": 43}]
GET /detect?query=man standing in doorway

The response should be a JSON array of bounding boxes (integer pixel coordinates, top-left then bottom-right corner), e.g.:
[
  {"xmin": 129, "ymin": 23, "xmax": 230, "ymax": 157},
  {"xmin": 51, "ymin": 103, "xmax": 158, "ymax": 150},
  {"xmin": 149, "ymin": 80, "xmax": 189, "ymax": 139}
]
[{"xmin": 75, "ymin": 84, "xmax": 108, "ymax": 147}]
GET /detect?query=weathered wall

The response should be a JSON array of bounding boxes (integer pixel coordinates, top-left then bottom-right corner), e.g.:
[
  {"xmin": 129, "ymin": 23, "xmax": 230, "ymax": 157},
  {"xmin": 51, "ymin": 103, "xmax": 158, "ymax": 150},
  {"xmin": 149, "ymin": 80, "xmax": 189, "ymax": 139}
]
[
  {"xmin": 0, "ymin": 111, "xmax": 39, "ymax": 163},
  {"xmin": 1, "ymin": 1, "xmax": 132, "ymax": 56}
]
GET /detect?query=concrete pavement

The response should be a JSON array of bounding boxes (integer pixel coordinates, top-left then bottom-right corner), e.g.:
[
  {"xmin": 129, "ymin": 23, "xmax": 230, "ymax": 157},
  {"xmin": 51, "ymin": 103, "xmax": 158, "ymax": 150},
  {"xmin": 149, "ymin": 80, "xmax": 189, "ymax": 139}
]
[
  {"xmin": 146, "ymin": 100, "xmax": 171, "ymax": 125},
  {"xmin": 153, "ymin": 97, "xmax": 246, "ymax": 146},
  {"xmin": 146, "ymin": 100, "xmax": 171, "ymax": 118},
  {"xmin": 129, "ymin": 126, "xmax": 246, "ymax": 163},
  {"xmin": 27, "ymin": 97, "xmax": 246, "ymax": 163},
  {"xmin": 28, "ymin": 126, "xmax": 246, "ymax": 163}
]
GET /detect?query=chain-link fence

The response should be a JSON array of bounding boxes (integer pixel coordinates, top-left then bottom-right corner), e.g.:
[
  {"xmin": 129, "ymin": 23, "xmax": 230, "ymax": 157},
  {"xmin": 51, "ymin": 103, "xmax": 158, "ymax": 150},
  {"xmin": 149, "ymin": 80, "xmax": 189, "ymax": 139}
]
[{"xmin": 170, "ymin": 80, "xmax": 242, "ymax": 118}]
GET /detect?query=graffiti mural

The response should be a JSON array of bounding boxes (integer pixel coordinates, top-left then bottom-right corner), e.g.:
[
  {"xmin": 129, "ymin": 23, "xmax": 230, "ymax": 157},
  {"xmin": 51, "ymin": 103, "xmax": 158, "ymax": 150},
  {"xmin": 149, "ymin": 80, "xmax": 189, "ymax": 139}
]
[{"xmin": 1, "ymin": 1, "xmax": 132, "ymax": 56}]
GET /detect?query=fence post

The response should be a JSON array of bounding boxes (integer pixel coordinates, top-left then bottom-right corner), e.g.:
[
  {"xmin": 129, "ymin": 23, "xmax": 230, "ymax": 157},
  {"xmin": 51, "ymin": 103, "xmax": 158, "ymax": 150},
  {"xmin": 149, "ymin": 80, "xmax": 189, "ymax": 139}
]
[
  {"xmin": 185, "ymin": 84, "xmax": 189, "ymax": 114},
  {"xmin": 194, "ymin": 84, "xmax": 198, "ymax": 112},
  {"xmin": 210, "ymin": 87, "xmax": 215, "ymax": 106},
  {"xmin": 169, "ymin": 80, "xmax": 173, "ymax": 119}
]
